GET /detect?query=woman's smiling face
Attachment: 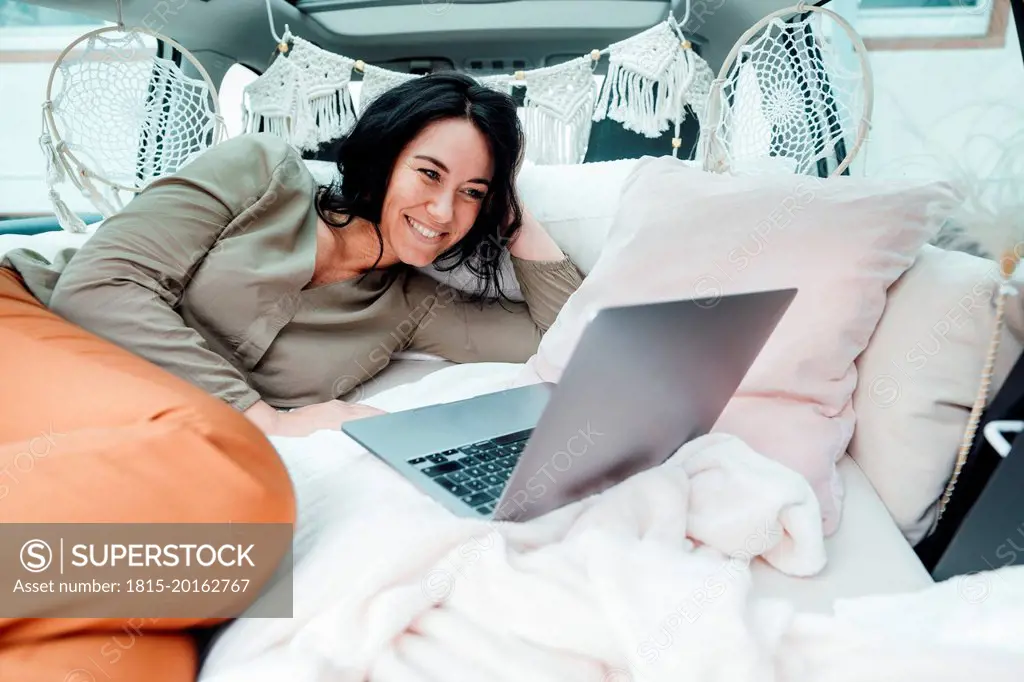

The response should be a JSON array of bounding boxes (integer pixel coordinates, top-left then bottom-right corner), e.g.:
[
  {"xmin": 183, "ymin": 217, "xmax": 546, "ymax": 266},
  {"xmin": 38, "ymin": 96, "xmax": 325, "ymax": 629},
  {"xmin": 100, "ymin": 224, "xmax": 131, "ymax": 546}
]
[{"xmin": 379, "ymin": 117, "xmax": 495, "ymax": 267}]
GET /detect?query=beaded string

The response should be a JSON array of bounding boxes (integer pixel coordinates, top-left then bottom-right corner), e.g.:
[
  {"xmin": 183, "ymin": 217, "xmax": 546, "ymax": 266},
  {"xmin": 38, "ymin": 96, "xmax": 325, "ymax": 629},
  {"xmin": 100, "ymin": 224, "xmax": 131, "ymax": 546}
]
[{"xmin": 936, "ymin": 247, "xmax": 1021, "ymax": 521}]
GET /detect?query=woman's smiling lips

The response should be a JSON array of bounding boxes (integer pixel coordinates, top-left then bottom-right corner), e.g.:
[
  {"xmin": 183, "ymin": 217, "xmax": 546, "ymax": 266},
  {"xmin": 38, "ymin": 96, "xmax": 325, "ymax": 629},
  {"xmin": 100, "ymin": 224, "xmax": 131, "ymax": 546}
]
[{"xmin": 406, "ymin": 214, "xmax": 446, "ymax": 242}]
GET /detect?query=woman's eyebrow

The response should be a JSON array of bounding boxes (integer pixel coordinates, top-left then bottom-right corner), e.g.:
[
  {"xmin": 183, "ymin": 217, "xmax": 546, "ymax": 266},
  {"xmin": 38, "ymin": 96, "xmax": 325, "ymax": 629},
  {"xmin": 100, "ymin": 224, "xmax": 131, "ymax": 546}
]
[{"xmin": 413, "ymin": 155, "xmax": 491, "ymax": 186}]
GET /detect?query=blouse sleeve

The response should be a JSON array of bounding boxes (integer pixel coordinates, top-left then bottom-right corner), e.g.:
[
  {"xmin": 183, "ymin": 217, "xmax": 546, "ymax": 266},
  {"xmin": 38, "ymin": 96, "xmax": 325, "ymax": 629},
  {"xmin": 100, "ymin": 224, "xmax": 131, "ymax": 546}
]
[
  {"xmin": 47, "ymin": 134, "xmax": 303, "ymax": 411},
  {"xmin": 404, "ymin": 255, "xmax": 583, "ymax": 363}
]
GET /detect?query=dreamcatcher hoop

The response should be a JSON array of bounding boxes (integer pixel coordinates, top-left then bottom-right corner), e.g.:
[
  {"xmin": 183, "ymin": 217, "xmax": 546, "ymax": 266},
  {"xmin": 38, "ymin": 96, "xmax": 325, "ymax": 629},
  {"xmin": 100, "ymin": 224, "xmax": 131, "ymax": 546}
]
[
  {"xmin": 41, "ymin": 20, "xmax": 225, "ymax": 232},
  {"xmin": 698, "ymin": 3, "xmax": 874, "ymax": 177}
]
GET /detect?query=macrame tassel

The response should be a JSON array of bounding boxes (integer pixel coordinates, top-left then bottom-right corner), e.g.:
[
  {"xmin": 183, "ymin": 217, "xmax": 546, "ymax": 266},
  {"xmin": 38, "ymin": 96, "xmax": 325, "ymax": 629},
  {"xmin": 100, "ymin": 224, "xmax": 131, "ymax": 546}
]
[
  {"xmin": 594, "ymin": 20, "xmax": 717, "ymax": 145},
  {"xmin": 683, "ymin": 50, "xmax": 716, "ymax": 126},
  {"xmin": 305, "ymin": 88, "xmax": 358, "ymax": 147},
  {"xmin": 242, "ymin": 52, "xmax": 301, "ymax": 145},
  {"xmin": 38, "ymin": 132, "xmax": 66, "ymax": 185},
  {"xmin": 41, "ymin": 114, "xmax": 87, "ymax": 233},
  {"xmin": 49, "ymin": 189, "xmax": 87, "ymax": 233},
  {"xmin": 697, "ymin": 78, "xmax": 729, "ymax": 173},
  {"xmin": 79, "ymin": 174, "xmax": 119, "ymax": 219},
  {"xmin": 288, "ymin": 37, "xmax": 358, "ymax": 150},
  {"xmin": 662, "ymin": 49, "xmax": 700, "ymax": 126},
  {"xmin": 593, "ymin": 21, "xmax": 685, "ymax": 139},
  {"xmin": 244, "ymin": 111, "xmax": 293, "ymax": 140},
  {"xmin": 520, "ymin": 56, "xmax": 596, "ymax": 165},
  {"xmin": 601, "ymin": 53, "xmax": 696, "ymax": 139},
  {"xmin": 523, "ymin": 100, "xmax": 594, "ymax": 166},
  {"xmin": 595, "ymin": 60, "xmax": 656, "ymax": 137},
  {"xmin": 621, "ymin": 67, "xmax": 661, "ymax": 137},
  {"xmin": 592, "ymin": 62, "xmax": 615, "ymax": 124}
]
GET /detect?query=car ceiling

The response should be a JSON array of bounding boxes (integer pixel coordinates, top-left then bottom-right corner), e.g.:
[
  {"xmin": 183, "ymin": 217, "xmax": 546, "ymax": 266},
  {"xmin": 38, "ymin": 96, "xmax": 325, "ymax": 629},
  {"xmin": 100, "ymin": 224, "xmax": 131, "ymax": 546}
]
[{"xmin": 21, "ymin": 0, "xmax": 831, "ymax": 85}]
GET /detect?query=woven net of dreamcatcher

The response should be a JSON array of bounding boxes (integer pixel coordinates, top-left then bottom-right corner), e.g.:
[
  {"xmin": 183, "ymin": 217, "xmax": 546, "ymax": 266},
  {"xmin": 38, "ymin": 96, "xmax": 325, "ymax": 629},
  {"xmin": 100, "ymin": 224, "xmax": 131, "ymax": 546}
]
[
  {"xmin": 701, "ymin": 8, "xmax": 872, "ymax": 177},
  {"xmin": 42, "ymin": 26, "xmax": 223, "ymax": 231}
]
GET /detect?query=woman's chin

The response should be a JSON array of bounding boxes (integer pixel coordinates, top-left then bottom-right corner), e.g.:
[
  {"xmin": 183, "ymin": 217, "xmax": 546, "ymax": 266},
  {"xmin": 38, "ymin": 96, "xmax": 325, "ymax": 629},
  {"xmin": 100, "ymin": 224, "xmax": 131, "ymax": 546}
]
[{"xmin": 397, "ymin": 247, "xmax": 441, "ymax": 268}]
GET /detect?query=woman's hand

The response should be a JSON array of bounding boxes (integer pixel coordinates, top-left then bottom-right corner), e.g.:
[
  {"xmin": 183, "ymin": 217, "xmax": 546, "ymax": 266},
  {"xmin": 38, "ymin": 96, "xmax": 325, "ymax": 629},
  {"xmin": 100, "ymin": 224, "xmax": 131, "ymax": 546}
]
[
  {"xmin": 244, "ymin": 399, "xmax": 387, "ymax": 437},
  {"xmin": 507, "ymin": 204, "xmax": 566, "ymax": 262},
  {"xmin": 277, "ymin": 400, "xmax": 387, "ymax": 437}
]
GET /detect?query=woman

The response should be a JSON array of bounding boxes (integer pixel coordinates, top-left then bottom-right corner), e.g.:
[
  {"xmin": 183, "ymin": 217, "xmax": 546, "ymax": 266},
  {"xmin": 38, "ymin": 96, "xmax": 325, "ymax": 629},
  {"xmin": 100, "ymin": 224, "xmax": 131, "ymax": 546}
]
[{"xmin": 2, "ymin": 72, "xmax": 583, "ymax": 437}]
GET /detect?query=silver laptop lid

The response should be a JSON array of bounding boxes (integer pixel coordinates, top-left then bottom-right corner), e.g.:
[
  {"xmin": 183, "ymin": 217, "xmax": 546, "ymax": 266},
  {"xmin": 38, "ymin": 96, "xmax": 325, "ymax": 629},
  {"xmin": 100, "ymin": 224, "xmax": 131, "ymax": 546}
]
[{"xmin": 494, "ymin": 288, "xmax": 797, "ymax": 521}]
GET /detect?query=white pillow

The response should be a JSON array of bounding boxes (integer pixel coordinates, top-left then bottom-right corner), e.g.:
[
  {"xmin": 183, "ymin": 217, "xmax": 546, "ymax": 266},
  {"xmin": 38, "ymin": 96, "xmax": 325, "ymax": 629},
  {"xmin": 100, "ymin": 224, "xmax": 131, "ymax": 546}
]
[
  {"xmin": 0, "ymin": 228, "xmax": 95, "ymax": 262},
  {"xmin": 303, "ymin": 159, "xmax": 340, "ymax": 186},
  {"xmin": 849, "ymin": 244, "xmax": 1023, "ymax": 544},
  {"xmin": 515, "ymin": 158, "xmax": 640, "ymax": 275}
]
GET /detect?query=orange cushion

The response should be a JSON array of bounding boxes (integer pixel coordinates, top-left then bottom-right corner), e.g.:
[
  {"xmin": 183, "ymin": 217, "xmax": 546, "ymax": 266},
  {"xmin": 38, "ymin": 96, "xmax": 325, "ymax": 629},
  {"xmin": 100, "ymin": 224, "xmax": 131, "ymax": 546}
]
[{"xmin": 0, "ymin": 266, "xmax": 295, "ymax": 677}]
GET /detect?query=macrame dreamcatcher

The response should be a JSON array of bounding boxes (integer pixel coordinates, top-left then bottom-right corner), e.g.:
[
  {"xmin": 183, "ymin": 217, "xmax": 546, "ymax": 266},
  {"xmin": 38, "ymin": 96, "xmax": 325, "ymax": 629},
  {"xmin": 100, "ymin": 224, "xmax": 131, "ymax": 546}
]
[
  {"xmin": 698, "ymin": 2, "xmax": 873, "ymax": 177},
  {"xmin": 41, "ymin": 0, "xmax": 225, "ymax": 232},
  {"xmin": 242, "ymin": 0, "xmax": 715, "ymax": 165}
]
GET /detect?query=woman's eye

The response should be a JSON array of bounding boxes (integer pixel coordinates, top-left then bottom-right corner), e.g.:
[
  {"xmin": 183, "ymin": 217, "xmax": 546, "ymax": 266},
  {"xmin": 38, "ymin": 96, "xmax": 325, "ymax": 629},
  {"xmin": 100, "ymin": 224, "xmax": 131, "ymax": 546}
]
[
  {"xmin": 419, "ymin": 168, "xmax": 440, "ymax": 181},
  {"xmin": 464, "ymin": 188, "xmax": 486, "ymax": 200}
]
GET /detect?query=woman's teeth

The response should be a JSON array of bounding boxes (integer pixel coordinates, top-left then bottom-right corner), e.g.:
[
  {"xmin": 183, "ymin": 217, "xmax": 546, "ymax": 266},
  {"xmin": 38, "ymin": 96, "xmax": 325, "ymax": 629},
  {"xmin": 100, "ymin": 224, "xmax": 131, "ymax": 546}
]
[{"xmin": 408, "ymin": 217, "xmax": 443, "ymax": 240}]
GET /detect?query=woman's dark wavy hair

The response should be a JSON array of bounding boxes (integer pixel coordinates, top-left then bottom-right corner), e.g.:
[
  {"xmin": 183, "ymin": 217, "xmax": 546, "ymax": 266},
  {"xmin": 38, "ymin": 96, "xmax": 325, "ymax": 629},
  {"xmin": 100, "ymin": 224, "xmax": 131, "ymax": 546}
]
[{"xmin": 314, "ymin": 71, "xmax": 525, "ymax": 304}]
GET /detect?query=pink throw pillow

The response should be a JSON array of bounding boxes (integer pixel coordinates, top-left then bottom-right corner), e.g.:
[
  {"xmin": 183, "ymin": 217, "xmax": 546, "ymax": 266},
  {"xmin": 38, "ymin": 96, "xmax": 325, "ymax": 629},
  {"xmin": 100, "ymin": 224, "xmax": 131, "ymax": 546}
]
[{"xmin": 525, "ymin": 156, "xmax": 953, "ymax": 535}]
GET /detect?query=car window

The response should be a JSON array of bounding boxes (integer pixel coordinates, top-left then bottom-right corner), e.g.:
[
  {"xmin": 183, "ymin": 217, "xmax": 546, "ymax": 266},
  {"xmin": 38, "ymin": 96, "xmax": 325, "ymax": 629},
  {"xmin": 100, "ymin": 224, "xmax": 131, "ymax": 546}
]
[
  {"xmin": 828, "ymin": 0, "xmax": 1024, "ymax": 256},
  {"xmin": 0, "ymin": 1, "xmax": 106, "ymax": 218},
  {"xmin": 220, "ymin": 63, "xmax": 260, "ymax": 139}
]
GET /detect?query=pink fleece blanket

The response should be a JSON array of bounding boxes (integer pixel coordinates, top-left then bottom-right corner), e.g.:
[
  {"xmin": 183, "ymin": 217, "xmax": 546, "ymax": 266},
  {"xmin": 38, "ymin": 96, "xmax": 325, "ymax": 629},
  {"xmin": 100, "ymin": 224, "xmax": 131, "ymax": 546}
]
[{"xmin": 197, "ymin": 363, "xmax": 1024, "ymax": 682}]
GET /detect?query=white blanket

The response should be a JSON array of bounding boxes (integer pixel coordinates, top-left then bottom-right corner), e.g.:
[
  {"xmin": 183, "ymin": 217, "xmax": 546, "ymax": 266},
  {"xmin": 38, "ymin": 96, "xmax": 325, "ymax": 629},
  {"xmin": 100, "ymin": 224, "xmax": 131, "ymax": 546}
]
[{"xmin": 198, "ymin": 363, "xmax": 1024, "ymax": 682}]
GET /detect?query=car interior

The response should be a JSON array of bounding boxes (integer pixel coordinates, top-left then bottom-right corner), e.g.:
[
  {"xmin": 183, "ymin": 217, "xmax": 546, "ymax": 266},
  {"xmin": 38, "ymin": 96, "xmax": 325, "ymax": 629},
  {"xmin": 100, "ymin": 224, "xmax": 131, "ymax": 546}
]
[
  {"xmin": 9, "ymin": 0, "xmax": 817, "ymax": 175},
  {"xmin": 2, "ymin": 0, "xmax": 1024, "ymax": 680}
]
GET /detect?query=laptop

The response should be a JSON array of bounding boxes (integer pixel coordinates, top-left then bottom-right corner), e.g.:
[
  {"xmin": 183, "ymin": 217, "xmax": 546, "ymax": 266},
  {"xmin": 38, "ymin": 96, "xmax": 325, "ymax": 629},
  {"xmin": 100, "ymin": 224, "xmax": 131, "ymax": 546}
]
[{"xmin": 342, "ymin": 288, "xmax": 796, "ymax": 523}]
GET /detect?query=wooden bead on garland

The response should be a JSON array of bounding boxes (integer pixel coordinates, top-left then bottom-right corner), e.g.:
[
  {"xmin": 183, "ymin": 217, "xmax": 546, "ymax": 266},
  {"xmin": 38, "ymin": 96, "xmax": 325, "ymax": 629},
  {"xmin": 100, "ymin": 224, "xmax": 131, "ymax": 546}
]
[{"xmin": 1001, "ymin": 246, "xmax": 1021, "ymax": 279}]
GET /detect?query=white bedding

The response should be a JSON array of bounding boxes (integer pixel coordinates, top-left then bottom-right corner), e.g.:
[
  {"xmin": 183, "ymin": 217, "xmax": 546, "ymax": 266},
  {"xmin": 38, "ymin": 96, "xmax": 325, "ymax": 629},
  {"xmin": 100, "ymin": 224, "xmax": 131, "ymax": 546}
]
[{"xmin": 199, "ymin": 362, "xmax": 1024, "ymax": 682}]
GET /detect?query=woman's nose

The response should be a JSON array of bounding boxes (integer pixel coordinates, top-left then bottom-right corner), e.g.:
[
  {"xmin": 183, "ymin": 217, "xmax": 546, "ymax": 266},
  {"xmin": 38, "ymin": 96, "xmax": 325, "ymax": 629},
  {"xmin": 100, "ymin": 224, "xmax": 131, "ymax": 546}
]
[{"xmin": 426, "ymin": 191, "xmax": 454, "ymax": 225}]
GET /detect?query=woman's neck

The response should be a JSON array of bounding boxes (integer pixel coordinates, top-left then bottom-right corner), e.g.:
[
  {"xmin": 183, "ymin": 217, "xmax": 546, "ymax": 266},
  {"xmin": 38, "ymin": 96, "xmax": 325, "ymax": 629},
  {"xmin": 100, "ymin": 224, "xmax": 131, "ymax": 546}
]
[{"xmin": 324, "ymin": 214, "xmax": 401, "ymax": 278}]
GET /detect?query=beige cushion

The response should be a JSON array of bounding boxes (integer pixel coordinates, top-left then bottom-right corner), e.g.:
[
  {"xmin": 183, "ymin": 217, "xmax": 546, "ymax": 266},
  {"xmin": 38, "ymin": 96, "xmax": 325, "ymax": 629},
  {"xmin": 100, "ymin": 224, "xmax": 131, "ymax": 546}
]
[
  {"xmin": 849, "ymin": 245, "xmax": 1022, "ymax": 545},
  {"xmin": 751, "ymin": 455, "xmax": 933, "ymax": 613}
]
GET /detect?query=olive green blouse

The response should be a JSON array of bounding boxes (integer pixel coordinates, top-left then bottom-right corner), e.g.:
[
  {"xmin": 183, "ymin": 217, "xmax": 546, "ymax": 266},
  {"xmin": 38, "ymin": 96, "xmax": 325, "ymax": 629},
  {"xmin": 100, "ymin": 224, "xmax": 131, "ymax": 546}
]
[{"xmin": 2, "ymin": 134, "xmax": 583, "ymax": 412}]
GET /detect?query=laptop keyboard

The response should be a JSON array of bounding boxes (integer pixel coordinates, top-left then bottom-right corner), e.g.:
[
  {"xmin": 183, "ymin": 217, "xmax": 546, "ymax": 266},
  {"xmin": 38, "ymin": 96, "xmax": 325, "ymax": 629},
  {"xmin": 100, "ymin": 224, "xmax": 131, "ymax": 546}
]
[{"xmin": 406, "ymin": 429, "xmax": 533, "ymax": 515}]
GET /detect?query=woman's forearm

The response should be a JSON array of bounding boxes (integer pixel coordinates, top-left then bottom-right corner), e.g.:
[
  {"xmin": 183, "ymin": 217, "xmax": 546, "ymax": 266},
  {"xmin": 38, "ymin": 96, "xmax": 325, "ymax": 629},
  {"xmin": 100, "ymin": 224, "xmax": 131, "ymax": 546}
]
[{"xmin": 243, "ymin": 400, "xmax": 281, "ymax": 435}]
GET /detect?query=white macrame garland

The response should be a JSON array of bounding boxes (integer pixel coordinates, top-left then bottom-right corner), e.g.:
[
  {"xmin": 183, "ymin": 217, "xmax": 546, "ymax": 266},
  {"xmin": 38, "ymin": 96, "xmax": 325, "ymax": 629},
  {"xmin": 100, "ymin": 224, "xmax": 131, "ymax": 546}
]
[
  {"xmin": 358, "ymin": 64, "xmax": 419, "ymax": 116},
  {"xmin": 594, "ymin": 21, "xmax": 709, "ymax": 141},
  {"xmin": 521, "ymin": 56, "xmax": 598, "ymax": 165},
  {"xmin": 290, "ymin": 36, "xmax": 358, "ymax": 150},
  {"xmin": 242, "ymin": 48, "xmax": 301, "ymax": 140},
  {"xmin": 241, "ymin": 19, "xmax": 715, "ymax": 165}
]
